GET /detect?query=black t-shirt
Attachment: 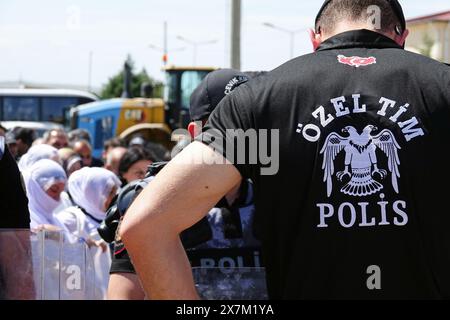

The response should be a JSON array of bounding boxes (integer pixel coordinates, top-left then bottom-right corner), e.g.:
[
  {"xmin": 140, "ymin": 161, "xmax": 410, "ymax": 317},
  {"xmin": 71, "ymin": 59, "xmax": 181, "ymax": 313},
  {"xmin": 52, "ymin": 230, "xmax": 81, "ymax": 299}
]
[
  {"xmin": 198, "ymin": 30, "xmax": 450, "ymax": 299},
  {"xmin": 0, "ymin": 141, "xmax": 30, "ymax": 229}
]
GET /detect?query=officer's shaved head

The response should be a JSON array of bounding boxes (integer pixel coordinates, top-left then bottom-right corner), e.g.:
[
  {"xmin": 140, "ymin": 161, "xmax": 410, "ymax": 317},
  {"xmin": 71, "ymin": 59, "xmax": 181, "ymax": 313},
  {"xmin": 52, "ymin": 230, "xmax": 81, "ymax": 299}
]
[{"xmin": 316, "ymin": 0, "xmax": 403, "ymax": 36}]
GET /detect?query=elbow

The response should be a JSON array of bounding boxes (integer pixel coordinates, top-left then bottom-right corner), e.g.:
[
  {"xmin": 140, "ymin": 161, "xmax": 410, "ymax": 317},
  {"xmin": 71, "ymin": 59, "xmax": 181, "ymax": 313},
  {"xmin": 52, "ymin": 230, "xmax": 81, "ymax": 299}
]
[
  {"xmin": 119, "ymin": 210, "xmax": 143, "ymax": 248},
  {"xmin": 119, "ymin": 206, "xmax": 165, "ymax": 249}
]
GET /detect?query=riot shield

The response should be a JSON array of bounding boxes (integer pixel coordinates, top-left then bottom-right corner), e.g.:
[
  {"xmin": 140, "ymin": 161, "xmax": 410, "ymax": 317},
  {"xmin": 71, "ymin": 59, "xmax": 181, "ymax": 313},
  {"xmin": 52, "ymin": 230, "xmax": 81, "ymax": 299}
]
[
  {"xmin": 193, "ymin": 267, "xmax": 268, "ymax": 300},
  {"xmin": 1, "ymin": 229, "xmax": 268, "ymax": 300},
  {"xmin": 0, "ymin": 229, "xmax": 102, "ymax": 300},
  {"xmin": 189, "ymin": 246, "xmax": 268, "ymax": 299}
]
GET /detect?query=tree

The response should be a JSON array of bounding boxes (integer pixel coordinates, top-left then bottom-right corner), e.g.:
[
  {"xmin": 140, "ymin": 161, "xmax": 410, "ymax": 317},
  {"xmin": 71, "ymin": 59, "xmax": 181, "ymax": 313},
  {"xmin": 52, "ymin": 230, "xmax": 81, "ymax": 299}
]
[{"xmin": 101, "ymin": 55, "xmax": 164, "ymax": 99}]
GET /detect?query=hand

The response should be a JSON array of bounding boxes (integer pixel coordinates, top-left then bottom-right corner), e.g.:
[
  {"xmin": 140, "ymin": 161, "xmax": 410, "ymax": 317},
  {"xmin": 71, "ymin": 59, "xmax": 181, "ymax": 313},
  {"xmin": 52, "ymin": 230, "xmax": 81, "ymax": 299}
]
[
  {"xmin": 85, "ymin": 238, "xmax": 108, "ymax": 252},
  {"xmin": 96, "ymin": 240, "xmax": 108, "ymax": 253}
]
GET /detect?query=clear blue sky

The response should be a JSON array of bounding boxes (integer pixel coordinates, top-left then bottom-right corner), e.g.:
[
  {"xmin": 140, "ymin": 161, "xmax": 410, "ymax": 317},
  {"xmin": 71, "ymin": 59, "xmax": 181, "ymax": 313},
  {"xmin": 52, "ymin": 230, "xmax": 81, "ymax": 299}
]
[{"xmin": 1, "ymin": 0, "xmax": 449, "ymax": 90}]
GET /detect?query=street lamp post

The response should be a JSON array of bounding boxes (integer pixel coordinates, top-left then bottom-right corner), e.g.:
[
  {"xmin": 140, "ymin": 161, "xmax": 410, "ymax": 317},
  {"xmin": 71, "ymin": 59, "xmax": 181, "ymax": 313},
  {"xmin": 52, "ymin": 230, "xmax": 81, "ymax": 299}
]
[
  {"xmin": 148, "ymin": 44, "xmax": 186, "ymax": 66},
  {"xmin": 263, "ymin": 22, "xmax": 307, "ymax": 59},
  {"xmin": 176, "ymin": 36, "xmax": 218, "ymax": 66},
  {"xmin": 163, "ymin": 21, "xmax": 168, "ymax": 66},
  {"xmin": 148, "ymin": 21, "xmax": 187, "ymax": 66}
]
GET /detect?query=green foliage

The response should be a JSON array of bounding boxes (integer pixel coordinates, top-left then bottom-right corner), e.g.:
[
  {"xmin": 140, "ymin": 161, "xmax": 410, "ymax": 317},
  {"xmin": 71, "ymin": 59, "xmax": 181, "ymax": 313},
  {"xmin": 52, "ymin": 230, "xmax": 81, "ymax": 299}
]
[{"xmin": 101, "ymin": 55, "xmax": 164, "ymax": 99}]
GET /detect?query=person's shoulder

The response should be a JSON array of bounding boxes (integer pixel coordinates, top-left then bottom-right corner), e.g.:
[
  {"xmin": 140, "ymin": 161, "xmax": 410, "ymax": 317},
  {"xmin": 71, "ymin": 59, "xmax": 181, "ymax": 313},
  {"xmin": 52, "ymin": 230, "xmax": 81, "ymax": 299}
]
[
  {"xmin": 397, "ymin": 51, "xmax": 450, "ymax": 86},
  {"xmin": 405, "ymin": 49, "xmax": 445, "ymax": 62},
  {"xmin": 273, "ymin": 51, "xmax": 320, "ymax": 68},
  {"xmin": 232, "ymin": 59, "xmax": 310, "ymax": 98},
  {"xmin": 222, "ymin": 55, "xmax": 316, "ymax": 108},
  {"xmin": 259, "ymin": 52, "xmax": 323, "ymax": 84},
  {"xmin": 388, "ymin": 49, "xmax": 449, "ymax": 71},
  {"xmin": 231, "ymin": 64, "xmax": 289, "ymax": 99}
]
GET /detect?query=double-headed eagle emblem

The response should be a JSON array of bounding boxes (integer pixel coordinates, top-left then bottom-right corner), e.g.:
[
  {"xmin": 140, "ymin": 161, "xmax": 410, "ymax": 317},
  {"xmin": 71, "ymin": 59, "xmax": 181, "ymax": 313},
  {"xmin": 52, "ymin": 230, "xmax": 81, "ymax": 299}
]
[{"xmin": 320, "ymin": 125, "xmax": 401, "ymax": 197}]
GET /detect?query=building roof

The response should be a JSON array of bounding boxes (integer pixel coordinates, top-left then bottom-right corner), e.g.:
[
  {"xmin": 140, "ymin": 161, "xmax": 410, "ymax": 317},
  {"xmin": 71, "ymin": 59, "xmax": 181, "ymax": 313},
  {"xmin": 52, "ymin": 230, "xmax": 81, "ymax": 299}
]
[{"xmin": 407, "ymin": 10, "xmax": 450, "ymax": 24}]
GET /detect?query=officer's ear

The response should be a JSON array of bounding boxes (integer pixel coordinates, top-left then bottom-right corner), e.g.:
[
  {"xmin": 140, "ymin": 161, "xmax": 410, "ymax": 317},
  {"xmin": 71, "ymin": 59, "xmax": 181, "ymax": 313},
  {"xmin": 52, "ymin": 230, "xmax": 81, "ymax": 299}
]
[
  {"xmin": 394, "ymin": 28, "xmax": 409, "ymax": 47},
  {"xmin": 188, "ymin": 122, "xmax": 202, "ymax": 139},
  {"xmin": 309, "ymin": 28, "xmax": 323, "ymax": 51}
]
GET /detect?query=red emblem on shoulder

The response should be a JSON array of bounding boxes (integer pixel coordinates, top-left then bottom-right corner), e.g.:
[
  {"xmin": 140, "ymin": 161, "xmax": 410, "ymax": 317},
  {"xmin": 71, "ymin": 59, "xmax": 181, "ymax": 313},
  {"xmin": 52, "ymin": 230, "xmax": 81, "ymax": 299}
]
[{"xmin": 337, "ymin": 55, "xmax": 377, "ymax": 67}]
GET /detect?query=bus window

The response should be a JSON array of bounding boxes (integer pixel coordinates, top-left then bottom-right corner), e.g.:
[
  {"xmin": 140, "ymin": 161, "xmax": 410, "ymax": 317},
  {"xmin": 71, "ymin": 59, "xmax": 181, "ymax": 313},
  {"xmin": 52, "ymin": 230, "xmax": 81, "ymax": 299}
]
[
  {"xmin": 3, "ymin": 97, "xmax": 39, "ymax": 121},
  {"xmin": 42, "ymin": 97, "xmax": 78, "ymax": 124},
  {"xmin": 180, "ymin": 71, "xmax": 209, "ymax": 109}
]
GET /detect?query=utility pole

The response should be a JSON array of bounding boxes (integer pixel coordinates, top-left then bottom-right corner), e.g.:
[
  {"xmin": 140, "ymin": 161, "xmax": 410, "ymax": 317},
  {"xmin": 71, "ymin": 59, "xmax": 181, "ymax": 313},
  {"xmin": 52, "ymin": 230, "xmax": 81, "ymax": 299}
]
[
  {"xmin": 230, "ymin": 0, "xmax": 241, "ymax": 70},
  {"xmin": 163, "ymin": 21, "xmax": 168, "ymax": 66}
]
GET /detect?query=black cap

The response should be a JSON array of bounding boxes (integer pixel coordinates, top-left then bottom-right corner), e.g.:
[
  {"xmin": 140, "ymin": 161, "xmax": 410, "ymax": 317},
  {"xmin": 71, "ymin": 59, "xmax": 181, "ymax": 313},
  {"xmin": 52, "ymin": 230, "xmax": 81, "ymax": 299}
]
[
  {"xmin": 189, "ymin": 69, "xmax": 251, "ymax": 121},
  {"xmin": 315, "ymin": 0, "xmax": 406, "ymax": 33}
]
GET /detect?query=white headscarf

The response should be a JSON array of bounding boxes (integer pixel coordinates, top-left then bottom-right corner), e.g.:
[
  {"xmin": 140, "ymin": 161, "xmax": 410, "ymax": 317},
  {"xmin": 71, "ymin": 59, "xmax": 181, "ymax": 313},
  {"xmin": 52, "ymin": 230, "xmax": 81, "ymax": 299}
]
[
  {"xmin": 18, "ymin": 144, "xmax": 60, "ymax": 172},
  {"xmin": 68, "ymin": 167, "xmax": 121, "ymax": 222},
  {"xmin": 24, "ymin": 159, "xmax": 67, "ymax": 229}
]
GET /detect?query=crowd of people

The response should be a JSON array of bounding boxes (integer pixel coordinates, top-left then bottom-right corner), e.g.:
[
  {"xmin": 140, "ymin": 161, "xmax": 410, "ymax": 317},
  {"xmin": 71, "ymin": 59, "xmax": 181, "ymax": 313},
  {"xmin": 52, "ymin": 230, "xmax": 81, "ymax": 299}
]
[
  {"xmin": 0, "ymin": 126, "xmax": 164, "ymax": 232},
  {"xmin": 0, "ymin": 68, "xmax": 262, "ymax": 300},
  {"xmin": 0, "ymin": 125, "xmax": 170, "ymax": 297}
]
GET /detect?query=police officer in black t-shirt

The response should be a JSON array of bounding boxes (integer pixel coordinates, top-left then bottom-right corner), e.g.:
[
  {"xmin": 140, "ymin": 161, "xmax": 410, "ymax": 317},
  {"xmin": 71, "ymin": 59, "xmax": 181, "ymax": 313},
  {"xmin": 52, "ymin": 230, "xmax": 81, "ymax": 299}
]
[
  {"xmin": 0, "ymin": 136, "xmax": 33, "ymax": 299},
  {"xmin": 121, "ymin": 0, "xmax": 450, "ymax": 299}
]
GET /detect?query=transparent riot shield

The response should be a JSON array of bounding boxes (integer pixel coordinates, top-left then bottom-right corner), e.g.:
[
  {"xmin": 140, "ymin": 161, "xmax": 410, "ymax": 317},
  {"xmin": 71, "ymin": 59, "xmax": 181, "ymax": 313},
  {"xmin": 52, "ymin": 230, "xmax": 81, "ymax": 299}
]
[
  {"xmin": 0, "ymin": 229, "xmax": 103, "ymax": 300},
  {"xmin": 192, "ymin": 267, "xmax": 268, "ymax": 300},
  {"xmin": 2, "ymin": 229, "xmax": 268, "ymax": 300}
]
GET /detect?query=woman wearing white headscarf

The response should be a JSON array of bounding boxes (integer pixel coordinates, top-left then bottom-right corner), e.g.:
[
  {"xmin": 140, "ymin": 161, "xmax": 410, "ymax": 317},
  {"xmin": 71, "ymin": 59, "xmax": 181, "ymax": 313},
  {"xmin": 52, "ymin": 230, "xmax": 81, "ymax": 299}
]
[
  {"xmin": 23, "ymin": 159, "xmax": 67, "ymax": 230},
  {"xmin": 57, "ymin": 167, "xmax": 120, "ymax": 239},
  {"xmin": 18, "ymin": 144, "xmax": 60, "ymax": 172},
  {"xmin": 56, "ymin": 167, "xmax": 121, "ymax": 299}
]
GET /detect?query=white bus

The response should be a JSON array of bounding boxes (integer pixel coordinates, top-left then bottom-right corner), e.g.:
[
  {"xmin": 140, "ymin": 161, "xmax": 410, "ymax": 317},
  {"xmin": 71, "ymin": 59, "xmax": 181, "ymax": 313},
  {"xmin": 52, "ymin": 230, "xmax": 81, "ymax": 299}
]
[{"xmin": 0, "ymin": 88, "xmax": 98, "ymax": 135}]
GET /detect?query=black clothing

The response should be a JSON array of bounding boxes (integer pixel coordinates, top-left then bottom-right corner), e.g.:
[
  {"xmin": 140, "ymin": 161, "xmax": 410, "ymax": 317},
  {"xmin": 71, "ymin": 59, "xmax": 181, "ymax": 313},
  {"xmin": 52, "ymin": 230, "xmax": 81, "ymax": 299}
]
[
  {"xmin": 199, "ymin": 30, "xmax": 450, "ymax": 299},
  {"xmin": 0, "ymin": 141, "xmax": 30, "ymax": 229}
]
